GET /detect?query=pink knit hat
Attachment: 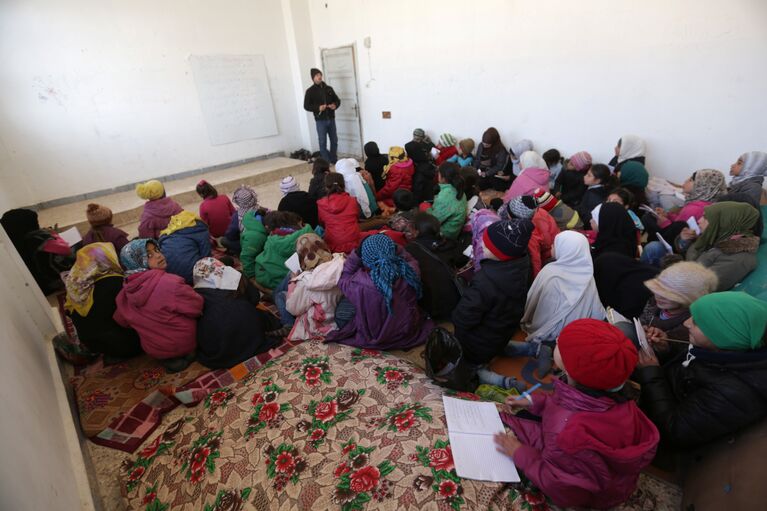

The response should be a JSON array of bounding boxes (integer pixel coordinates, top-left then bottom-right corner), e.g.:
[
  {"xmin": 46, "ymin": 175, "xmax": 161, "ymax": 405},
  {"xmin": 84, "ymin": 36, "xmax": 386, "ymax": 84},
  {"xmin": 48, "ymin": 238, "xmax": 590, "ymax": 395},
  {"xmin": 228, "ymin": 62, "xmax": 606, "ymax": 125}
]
[{"xmin": 569, "ymin": 151, "xmax": 592, "ymax": 172}]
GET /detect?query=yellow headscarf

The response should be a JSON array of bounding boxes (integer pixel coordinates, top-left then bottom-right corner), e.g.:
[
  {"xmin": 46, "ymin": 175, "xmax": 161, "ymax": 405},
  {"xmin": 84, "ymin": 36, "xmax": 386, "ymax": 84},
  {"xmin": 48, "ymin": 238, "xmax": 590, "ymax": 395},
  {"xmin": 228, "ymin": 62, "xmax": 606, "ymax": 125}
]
[
  {"xmin": 382, "ymin": 146, "xmax": 408, "ymax": 180},
  {"xmin": 135, "ymin": 179, "xmax": 165, "ymax": 200},
  {"xmin": 160, "ymin": 210, "xmax": 202, "ymax": 236},
  {"xmin": 64, "ymin": 243, "xmax": 123, "ymax": 317}
]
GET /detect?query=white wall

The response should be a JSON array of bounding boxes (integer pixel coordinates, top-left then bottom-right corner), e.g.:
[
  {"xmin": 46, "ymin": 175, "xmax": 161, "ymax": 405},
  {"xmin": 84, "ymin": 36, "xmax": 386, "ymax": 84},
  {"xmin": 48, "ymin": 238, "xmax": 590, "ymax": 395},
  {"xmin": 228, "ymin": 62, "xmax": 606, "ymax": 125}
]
[
  {"xmin": 0, "ymin": 227, "xmax": 95, "ymax": 509},
  {"xmin": 306, "ymin": 0, "xmax": 767, "ymax": 183},
  {"xmin": 0, "ymin": 0, "xmax": 305, "ymax": 209}
]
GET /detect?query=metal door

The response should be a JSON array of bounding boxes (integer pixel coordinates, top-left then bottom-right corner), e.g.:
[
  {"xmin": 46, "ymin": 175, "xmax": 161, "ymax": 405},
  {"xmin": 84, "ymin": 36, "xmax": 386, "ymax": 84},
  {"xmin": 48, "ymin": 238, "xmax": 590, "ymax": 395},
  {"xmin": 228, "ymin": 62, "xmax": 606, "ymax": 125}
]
[{"xmin": 321, "ymin": 45, "xmax": 363, "ymax": 158}]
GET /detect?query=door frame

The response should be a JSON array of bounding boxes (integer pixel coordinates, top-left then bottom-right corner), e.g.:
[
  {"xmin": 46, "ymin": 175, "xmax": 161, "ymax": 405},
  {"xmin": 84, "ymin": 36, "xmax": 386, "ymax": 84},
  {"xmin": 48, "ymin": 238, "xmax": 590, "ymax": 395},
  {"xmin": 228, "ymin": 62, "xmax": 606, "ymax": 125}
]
[{"xmin": 320, "ymin": 43, "xmax": 364, "ymax": 159}]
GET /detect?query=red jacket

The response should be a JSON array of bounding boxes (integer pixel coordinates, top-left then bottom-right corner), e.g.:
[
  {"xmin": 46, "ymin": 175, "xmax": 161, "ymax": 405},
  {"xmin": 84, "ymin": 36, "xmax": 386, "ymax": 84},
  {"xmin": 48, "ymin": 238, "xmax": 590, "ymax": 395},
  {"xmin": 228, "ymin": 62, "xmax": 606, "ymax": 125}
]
[
  {"xmin": 435, "ymin": 146, "xmax": 458, "ymax": 165},
  {"xmin": 375, "ymin": 160, "xmax": 414, "ymax": 207},
  {"xmin": 318, "ymin": 192, "xmax": 361, "ymax": 253},
  {"xmin": 528, "ymin": 208, "xmax": 560, "ymax": 278},
  {"xmin": 199, "ymin": 195, "xmax": 235, "ymax": 237}
]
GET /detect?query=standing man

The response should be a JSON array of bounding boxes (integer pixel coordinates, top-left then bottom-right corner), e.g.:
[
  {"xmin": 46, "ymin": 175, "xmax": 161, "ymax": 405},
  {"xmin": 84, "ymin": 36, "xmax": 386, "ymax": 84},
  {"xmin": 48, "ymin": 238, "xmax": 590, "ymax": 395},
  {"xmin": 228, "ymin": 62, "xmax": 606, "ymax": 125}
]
[{"xmin": 303, "ymin": 68, "xmax": 341, "ymax": 163}]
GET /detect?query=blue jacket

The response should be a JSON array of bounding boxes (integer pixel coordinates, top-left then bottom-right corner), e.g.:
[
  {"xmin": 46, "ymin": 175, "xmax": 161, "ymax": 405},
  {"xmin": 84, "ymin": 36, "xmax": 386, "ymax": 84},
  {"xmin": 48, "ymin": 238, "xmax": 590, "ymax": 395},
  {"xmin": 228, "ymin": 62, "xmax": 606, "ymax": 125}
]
[
  {"xmin": 159, "ymin": 220, "xmax": 211, "ymax": 284},
  {"xmin": 448, "ymin": 154, "xmax": 475, "ymax": 167},
  {"xmin": 223, "ymin": 212, "xmax": 240, "ymax": 242}
]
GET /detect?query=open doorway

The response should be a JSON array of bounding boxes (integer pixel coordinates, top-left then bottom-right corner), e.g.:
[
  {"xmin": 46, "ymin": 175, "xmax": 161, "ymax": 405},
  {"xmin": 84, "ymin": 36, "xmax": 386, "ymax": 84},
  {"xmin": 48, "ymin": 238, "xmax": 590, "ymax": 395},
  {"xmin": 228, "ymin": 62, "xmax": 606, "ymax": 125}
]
[{"xmin": 320, "ymin": 45, "xmax": 363, "ymax": 159}]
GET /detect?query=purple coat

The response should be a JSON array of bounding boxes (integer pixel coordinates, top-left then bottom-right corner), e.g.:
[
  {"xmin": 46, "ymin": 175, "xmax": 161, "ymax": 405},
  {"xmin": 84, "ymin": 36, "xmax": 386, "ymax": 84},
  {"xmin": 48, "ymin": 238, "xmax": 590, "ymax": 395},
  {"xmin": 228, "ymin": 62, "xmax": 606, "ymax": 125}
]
[
  {"xmin": 503, "ymin": 380, "xmax": 659, "ymax": 509},
  {"xmin": 82, "ymin": 225, "xmax": 130, "ymax": 254},
  {"xmin": 138, "ymin": 197, "xmax": 183, "ymax": 239},
  {"xmin": 325, "ymin": 251, "xmax": 433, "ymax": 350}
]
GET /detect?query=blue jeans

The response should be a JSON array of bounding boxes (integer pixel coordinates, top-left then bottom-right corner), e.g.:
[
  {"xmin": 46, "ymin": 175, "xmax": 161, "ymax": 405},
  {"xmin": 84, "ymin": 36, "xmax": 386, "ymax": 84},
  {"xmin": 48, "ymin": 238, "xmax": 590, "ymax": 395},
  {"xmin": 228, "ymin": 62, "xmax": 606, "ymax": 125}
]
[
  {"xmin": 315, "ymin": 119, "xmax": 338, "ymax": 163},
  {"xmin": 640, "ymin": 241, "xmax": 668, "ymax": 267},
  {"xmin": 273, "ymin": 274, "xmax": 295, "ymax": 327}
]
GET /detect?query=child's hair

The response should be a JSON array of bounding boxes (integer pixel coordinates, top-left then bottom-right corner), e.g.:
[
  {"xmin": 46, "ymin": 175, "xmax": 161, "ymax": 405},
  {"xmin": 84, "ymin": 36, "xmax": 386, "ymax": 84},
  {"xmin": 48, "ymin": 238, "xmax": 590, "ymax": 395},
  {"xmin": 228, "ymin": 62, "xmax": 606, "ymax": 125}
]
[
  {"xmin": 412, "ymin": 212, "xmax": 441, "ymax": 238},
  {"xmin": 196, "ymin": 180, "xmax": 218, "ymax": 199},
  {"xmin": 542, "ymin": 149, "xmax": 562, "ymax": 168},
  {"xmin": 263, "ymin": 211, "xmax": 302, "ymax": 231},
  {"xmin": 459, "ymin": 166, "xmax": 479, "ymax": 198},
  {"xmin": 393, "ymin": 189, "xmax": 416, "ymax": 211},
  {"xmin": 312, "ymin": 158, "xmax": 330, "ymax": 175},
  {"xmin": 590, "ymin": 164, "xmax": 616, "ymax": 187},
  {"xmin": 219, "ymin": 255, "xmax": 236, "ymax": 267},
  {"xmin": 608, "ymin": 187, "xmax": 635, "ymax": 209},
  {"xmin": 438, "ymin": 162, "xmax": 465, "ymax": 200},
  {"xmin": 489, "ymin": 197, "xmax": 504, "ymax": 211},
  {"xmin": 324, "ymin": 173, "xmax": 345, "ymax": 194}
]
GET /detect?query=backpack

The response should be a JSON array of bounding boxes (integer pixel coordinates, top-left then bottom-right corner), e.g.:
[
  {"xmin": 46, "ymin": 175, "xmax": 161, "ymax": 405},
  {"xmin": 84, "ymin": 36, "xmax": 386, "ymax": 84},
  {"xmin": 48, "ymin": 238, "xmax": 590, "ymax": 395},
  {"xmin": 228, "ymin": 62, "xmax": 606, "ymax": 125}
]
[
  {"xmin": 425, "ymin": 327, "xmax": 478, "ymax": 392},
  {"xmin": 22, "ymin": 230, "xmax": 74, "ymax": 294}
]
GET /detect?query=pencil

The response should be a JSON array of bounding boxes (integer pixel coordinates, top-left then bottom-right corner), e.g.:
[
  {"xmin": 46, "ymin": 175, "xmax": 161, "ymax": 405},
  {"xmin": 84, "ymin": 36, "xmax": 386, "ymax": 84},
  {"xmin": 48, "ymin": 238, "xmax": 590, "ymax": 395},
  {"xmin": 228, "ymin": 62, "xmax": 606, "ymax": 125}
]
[{"xmin": 514, "ymin": 383, "xmax": 542, "ymax": 401}]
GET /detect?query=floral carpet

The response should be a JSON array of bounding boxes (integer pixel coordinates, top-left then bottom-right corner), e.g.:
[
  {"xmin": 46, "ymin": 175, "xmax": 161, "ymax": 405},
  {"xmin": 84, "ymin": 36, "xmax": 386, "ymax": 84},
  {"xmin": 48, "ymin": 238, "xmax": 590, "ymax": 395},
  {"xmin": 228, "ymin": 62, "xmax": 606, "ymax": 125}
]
[{"xmin": 116, "ymin": 341, "xmax": 682, "ymax": 510}]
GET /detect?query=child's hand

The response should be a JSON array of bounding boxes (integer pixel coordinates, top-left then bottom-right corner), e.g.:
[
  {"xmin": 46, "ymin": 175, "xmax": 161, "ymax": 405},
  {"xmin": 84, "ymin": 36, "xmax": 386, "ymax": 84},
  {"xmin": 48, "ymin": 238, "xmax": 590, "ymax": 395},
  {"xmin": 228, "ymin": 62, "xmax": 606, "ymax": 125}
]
[
  {"xmin": 505, "ymin": 395, "xmax": 532, "ymax": 408},
  {"xmin": 654, "ymin": 208, "xmax": 668, "ymax": 222},
  {"xmin": 637, "ymin": 348, "xmax": 660, "ymax": 368},
  {"xmin": 644, "ymin": 326, "xmax": 670, "ymax": 353},
  {"xmin": 679, "ymin": 227, "xmax": 697, "ymax": 241},
  {"xmin": 494, "ymin": 432, "xmax": 521, "ymax": 458}
]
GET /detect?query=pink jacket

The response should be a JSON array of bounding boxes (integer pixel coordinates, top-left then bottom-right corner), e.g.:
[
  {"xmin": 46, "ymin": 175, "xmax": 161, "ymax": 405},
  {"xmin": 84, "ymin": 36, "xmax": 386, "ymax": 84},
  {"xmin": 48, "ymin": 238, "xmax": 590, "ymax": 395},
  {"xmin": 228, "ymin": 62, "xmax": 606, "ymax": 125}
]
[
  {"xmin": 138, "ymin": 197, "xmax": 183, "ymax": 239},
  {"xmin": 503, "ymin": 167, "xmax": 550, "ymax": 202},
  {"xmin": 657, "ymin": 200, "xmax": 710, "ymax": 229},
  {"xmin": 113, "ymin": 269, "xmax": 203, "ymax": 359},
  {"xmin": 504, "ymin": 379, "xmax": 659, "ymax": 509},
  {"xmin": 199, "ymin": 195, "xmax": 235, "ymax": 237},
  {"xmin": 286, "ymin": 254, "xmax": 345, "ymax": 341}
]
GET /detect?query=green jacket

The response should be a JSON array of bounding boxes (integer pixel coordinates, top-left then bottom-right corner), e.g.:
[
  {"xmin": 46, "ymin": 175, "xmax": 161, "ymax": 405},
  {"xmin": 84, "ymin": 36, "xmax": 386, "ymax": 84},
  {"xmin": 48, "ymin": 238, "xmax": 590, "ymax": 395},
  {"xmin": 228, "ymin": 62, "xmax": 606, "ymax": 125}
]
[
  {"xmin": 255, "ymin": 224, "xmax": 313, "ymax": 289},
  {"xmin": 240, "ymin": 212, "xmax": 267, "ymax": 278},
  {"xmin": 427, "ymin": 184, "xmax": 467, "ymax": 240}
]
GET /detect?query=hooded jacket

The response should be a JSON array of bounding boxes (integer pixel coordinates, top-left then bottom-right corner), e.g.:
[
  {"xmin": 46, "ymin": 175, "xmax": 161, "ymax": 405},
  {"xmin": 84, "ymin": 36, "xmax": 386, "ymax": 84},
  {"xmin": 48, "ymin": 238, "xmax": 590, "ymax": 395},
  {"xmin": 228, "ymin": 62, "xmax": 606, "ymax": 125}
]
[
  {"xmin": 426, "ymin": 184, "xmax": 468, "ymax": 240},
  {"xmin": 113, "ymin": 269, "xmax": 203, "ymax": 359},
  {"xmin": 158, "ymin": 220, "xmax": 212, "ymax": 284},
  {"xmin": 138, "ymin": 197, "xmax": 183, "ymax": 239},
  {"xmin": 317, "ymin": 192, "xmax": 361, "ymax": 253},
  {"xmin": 254, "ymin": 224, "xmax": 313, "ymax": 289},
  {"xmin": 286, "ymin": 254, "xmax": 345, "ymax": 340},
  {"xmin": 240, "ymin": 212, "xmax": 268, "ymax": 278},
  {"xmin": 452, "ymin": 256, "xmax": 531, "ymax": 364},
  {"xmin": 325, "ymin": 251, "xmax": 433, "ymax": 350},
  {"xmin": 375, "ymin": 160, "xmax": 414, "ymax": 207},
  {"xmin": 199, "ymin": 195, "xmax": 235, "ymax": 238},
  {"xmin": 505, "ymin": 379, "xmax": 659, "ymax": 509},
  {"xmin": 503, "ymin": 167, "xmax": 551, "ymax": 203}
]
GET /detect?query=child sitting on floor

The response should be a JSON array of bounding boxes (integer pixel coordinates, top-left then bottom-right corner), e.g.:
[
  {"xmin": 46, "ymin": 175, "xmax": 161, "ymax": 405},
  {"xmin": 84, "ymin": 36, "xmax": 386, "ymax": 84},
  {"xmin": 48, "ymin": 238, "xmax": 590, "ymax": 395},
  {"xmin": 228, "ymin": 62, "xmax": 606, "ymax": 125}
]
[
  {"xmin": 577, "ymin": 163, "xmax": 614, "ymax": 227},
  {"xmin": 533, "ymin": 189, "xmax": 582, "ymax": 230},
  {"xmin": 386, "ymin": 189, "xmax": 418, "ymax": 242},
  {"xmin": 82, "ymin": 204, "xmax": 129, "ymax": 254},
  {"xmin": 114, "ymin": 239, "xmax": 203, "ymax": 372},
  {"xmin": 307, "ymin": 158, "xmax": 331, "ymax": 201},
  {"xmin": 325, "ymin": 234, "xmax": 433, "ymax": 350},
  {"xmin": 317, "ymin": 173, "xmax": 361, "ymax": 253},
  {"xmin": 220, "ymin": 184, "xmax": 260, "ymax": 256},
  {"xmin": 448, "ymin": 138, "xmax": 475, "ymax": 168},
  {"xmin": 555, "ymin": 150, "xmax": 591, "ymax": 207},
  {"xmin": 158, "ymin": 211, "xmax": 212, "ymax": 284},
  {"xmin": 426, "ymin": 162, "xmax": 468, "ymax": 240},
  {"xmin": 496, "ymin": 319, "xmax": 659, "ymax": 509},
  {"xmin": 196, "ymin": 180, "xmax": 234, "ymax": 238},
  {"xmin": 363, "ymin": 142, "xmax": 388, "ymax": 191},
  {"xmin": 252, "ymin": 211, "xmax": 312, "ymax": 290},
  {"xmin": 376, "ymin": 146, "xmax": 414, "ymax": 209},
  {"xmin": 278, "ymin": 175, "xmax": 318, "ymax": 227},
  {"xmin": 136, "ymin": 179, "xmax": 183, "ymax": 239},
  {"xmin": 542, "ymin": 148, "xmax": 563, "ymax": 188},
  {"xmin": 335, "ymin": 158, "xmax": 373, "ymax": 218}
]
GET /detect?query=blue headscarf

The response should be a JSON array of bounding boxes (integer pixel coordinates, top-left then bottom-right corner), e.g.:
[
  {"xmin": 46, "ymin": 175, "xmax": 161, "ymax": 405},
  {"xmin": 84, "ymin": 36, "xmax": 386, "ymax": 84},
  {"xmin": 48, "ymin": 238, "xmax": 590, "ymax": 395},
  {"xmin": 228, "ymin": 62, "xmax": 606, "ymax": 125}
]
[
  {"xmin": 120, "ymin": 238, "xmax": 157, "ymax": 275},
  {"xmin": 360, "ymin": 234, "xmax": 422, "ymax": 314}
]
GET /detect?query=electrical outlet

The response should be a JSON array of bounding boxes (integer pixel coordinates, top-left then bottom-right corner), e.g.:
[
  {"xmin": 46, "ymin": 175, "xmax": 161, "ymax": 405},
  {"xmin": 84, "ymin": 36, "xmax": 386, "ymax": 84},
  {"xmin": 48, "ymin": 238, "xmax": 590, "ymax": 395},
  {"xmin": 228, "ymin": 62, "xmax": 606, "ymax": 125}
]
[{"xmin": 382, "ymin": 111, "xmax": 391, "ymax": 119}]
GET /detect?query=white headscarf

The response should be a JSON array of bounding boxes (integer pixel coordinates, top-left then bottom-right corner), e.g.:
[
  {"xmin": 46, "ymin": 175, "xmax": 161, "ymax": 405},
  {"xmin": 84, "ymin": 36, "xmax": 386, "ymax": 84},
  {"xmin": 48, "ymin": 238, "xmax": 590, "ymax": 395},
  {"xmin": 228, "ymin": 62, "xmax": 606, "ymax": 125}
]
[
  {"xmin": 617, "ymin": 135, "xmax": 646, "ymax": 163},
  {"xmin": 519, "ymin": 150, "xmax": 548, "ymax": 172},
  {"xmin": 521, "ymin": 231, "xmax": 606, "ymax": 342},
  {"xmin": 510, "ymin": 140, "xmax": 534, "ymax": 176},
  {"xmin": 334, "ymin": 158, "xmax": 371, "ymax": 218},
  {"xmin": 731, "ymin": 151, "xmax": 767, "ymax": 184}
]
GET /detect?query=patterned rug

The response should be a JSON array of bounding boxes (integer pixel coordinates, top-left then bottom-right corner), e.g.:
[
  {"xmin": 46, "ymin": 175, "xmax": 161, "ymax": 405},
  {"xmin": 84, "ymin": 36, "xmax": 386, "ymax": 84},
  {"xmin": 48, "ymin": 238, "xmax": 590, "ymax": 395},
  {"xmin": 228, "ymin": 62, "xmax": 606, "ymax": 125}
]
[{"xmin": 117, "ymin": 341, "xmax": 682, "ymax": 510}]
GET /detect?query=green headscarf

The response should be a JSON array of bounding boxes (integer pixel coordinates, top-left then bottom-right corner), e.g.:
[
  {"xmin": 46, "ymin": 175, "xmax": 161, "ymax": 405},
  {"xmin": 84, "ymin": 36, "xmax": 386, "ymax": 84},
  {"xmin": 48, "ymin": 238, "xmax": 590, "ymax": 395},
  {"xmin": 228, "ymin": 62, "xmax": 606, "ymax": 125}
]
[
  {"xmin": 692, "ymin": 201, "xmax": 759, "ymax": 252},
  {"xmin": 690, "ymin": 292, "xmax": 767, "ymax": 350},
  {"xmin": 618, "ymin": 161, "xmax": 649, "ymax": 188}
]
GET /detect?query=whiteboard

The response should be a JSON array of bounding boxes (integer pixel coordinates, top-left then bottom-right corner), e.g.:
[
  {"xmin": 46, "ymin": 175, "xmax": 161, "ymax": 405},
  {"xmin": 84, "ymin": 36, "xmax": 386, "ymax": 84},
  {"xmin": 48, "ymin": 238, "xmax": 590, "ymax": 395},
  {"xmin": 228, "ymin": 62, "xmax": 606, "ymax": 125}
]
[{"xmin": 189, "ymin": 54, "xmax": 278, "ymax": 145}]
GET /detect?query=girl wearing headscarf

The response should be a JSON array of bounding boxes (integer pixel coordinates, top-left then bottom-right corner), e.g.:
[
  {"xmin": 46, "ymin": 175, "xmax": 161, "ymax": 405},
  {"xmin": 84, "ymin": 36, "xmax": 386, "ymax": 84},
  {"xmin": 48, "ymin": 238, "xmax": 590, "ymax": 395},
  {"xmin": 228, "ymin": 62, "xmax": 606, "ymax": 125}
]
[
  {"xmin": 135, "ymin": 179, "xmax": 183, "ymax": 239},
  {"xmin": 592, "ymin": 202, "xmax": 640, "ymax": 259},
  {"xmin": 470, "ymin": 208, "xmax": 501, "ymax": 271},
  {"xmin": 729, "ymin": 151, "xmax": 767, "ymax": 205},
  {"xmin": 636, "ymin": 291, "xmax": 767, "ymax": 448},
  {"xmin": 618, "ymin": 160, "xmax": 650, "ymax": 209},
  {"xmin": 683, "ymin": 202, "xmax": 760, "ymax": 291},
  {"xmin": 502, "ymin": 151, "xmax": 551, "ymax": 202},
  {"xmin": 375, "ymin": 146, "xmax": 414, "ymax": 208},
  {"xmin": 554, "ymin": 150, "xmax": 591, "ymax": 207},
  {"xmin": 522, "ymin": 232, "xmax": 606, "ymax": 344},
  {"xmin": 509, "ymin": 139, "xmax": 534, "ymax": 177},
  {"xmin": 476, "ymin": 127, "xmax": 511, "ymax": 191},
  {"xmin": 158, "ymin": 210, "xmax": 212, "ymax": 284},
  {"xmin": 114, "ymin": 239, "xmax": 203, "ymax": 372},
  {"xmin": 285, "ymin": 233, "xmax": 346, "ymax": 340},
  {"xmin": 335, "ymin": 158, "xmax": 372, "ymax": 218},
  {"xmin": 64, "ymin": 243, "xmax": 142, "ymax": 359},
  {"xmin": 609, "ymin": 134, "xmax": 646, "ymax": 174},
  {"xmin": 325, "ymin": 234, "xmax": 432, "ymax": 350},
  {"xmin": 405, "ymin": 128, "xmax": 437, "ymax": 203},
  {"xmin": 193, "ymin": 257, "xmax": 275, "ymax": 369},
  {"xmin": 221, "ymin": 185, "xmax": 261, "ymax": 255}
]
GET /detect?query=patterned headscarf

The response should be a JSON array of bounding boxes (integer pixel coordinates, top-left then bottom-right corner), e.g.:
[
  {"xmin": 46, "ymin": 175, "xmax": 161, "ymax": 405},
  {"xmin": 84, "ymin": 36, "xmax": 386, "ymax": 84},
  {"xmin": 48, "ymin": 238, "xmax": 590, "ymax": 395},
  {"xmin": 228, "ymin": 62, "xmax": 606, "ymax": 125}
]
[
  {"xmin": 232, "ymin": 185, "xmax": 259, "ymax": 231},
  {"xmin": 687, "ymin": 169, "xmax": 726, "ymax": 203},
  {"xmin": 569, "ymin": 151, "xmax": 592, "ymax": 172},
  {"xmin": 192, "ymin": 257, "xmax": 242, "ymax": 290},
  {"xmin": 470, "ymin": 209, "xmax": 500, "ymax": 271},
  {"xmin": 296, "ymin": 233, "xmax": 332, "ymax": 271},
  {"xmin": 383, "ymin": 146, "xmax": 408, "ymax": 179},
  {"xmin": 64, "ymin": 243, "xmax": 123, "ymax": 316},
  {"xmin": 692, "ymin": 202, "xmax": 760, "ymax": 252},
  {"xmin": 360, "ymin": 234, "xmax": 422, "ymax": 314},
  {"xmin": 120, "ymin": 238, "xmax": 156, "ymax": 275},
  {"xmin": 731, "ymin": 151, "xmax": 767, "ymax": 185}
]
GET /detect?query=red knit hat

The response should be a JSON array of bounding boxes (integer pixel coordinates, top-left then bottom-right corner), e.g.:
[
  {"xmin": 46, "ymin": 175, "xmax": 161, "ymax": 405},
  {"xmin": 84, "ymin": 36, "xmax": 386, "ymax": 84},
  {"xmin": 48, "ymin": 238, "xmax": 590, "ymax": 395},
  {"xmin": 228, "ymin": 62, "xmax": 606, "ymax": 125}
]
[
  {"xmin": 557, "ymin": 319, "xmax": 638, "ymax": 390},
  {"xmin": 533, "ymin": 188, "xmax": 558, "ymax": 212}
]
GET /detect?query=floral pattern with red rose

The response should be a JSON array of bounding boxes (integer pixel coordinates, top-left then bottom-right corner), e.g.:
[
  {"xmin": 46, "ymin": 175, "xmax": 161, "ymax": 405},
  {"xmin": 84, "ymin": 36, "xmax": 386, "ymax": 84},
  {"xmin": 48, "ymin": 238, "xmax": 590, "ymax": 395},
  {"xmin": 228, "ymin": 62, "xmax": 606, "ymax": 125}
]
[
  {"xmin": 508, "ymin": 484, "xmax": 552, "ymax": 511},
  {"xmin": 294, "ymin": 355, "xmax": 332, "ymax": 387},
  {"xmin": 414, "ymin": 439, "xmax": 465, "ymax": 510},
  {"xmin": 264, "ymin": 443, "xmax": 307, "ymax": 490},
  {"xmin": 350, "ymin": 348, "xmax": 384, "ymax": 363},
  {"xmin": 123, "ymin": 435, "xmax": 174, "ymax": 493},
  {"xmin": 204, "ymin": 387, "xmax": 235, "ymax": 416},
  {"xmin": 141, "ymin": 484, "xmax": 169, "ymax": 511},
  {"xmin": 245, "ymin": 382, "xmax": 290, "ymax": 439},
  {"xmin": 134, "ymin": 367, "xmax": 165, "ymax": 389},
  {"xmin": 333, "ymin": 437, "xmax": 395, "ymax": 511},
  {"xmin": 373, "ymin": 402, "xmax": 433, "ymax": 433},
  {"xmin": 304, "ymin": 388, "xmax": 365, "ymax": 447},
  {"xmin": 202, "ymin": 487, "xmax": 252, "ymax": 511},
  {"xmin": 180, "ymin": 430, "xmax": 222, "ymax": 484},
  {"xmin": 374, "ymin": 365, "xmax": 412, "ymax": 389}
]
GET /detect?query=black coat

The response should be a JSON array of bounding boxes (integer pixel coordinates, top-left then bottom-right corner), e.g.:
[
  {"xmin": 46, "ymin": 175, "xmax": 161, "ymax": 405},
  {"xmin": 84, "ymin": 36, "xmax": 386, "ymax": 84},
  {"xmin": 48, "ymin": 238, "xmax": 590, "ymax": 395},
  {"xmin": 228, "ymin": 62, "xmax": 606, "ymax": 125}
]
[
  {"xmin": 278, "ymin": 191, "xmax": 318, "ymax": 227},
  {"xmin": 576, "ymin": 186, "xmax": 610, "ymax": 228},
  {"xmin": 303, "ymin": 82, "xmax": 341, "ymax": 121},
  {"xmin": 637, "ymin": 346, "xmax": 767, "ymax": 449},
  {"xmin": 195, "ymin": 286, "xmax": 274, "ymax": 369},
  {"xmin": 555, "ymin": 169, "xmax": 587, "ymax": 207},
  {"xmin": 405, "ymin": 238, "xmax": 465, "ymax": 321},
  {"xmin": 405, "ymin": 140, "xmax": 437, "ymax": 202},
  {"xmin": 68, "ymin": 276, "xmax": 142, "ymax": 358},
  {"xmin": 452, "ymin": 256, "xmax": 530, "ymax": 365},
  {"xmin": 307, "ymin": 173, "xmax": 328, "ymax": 202}
]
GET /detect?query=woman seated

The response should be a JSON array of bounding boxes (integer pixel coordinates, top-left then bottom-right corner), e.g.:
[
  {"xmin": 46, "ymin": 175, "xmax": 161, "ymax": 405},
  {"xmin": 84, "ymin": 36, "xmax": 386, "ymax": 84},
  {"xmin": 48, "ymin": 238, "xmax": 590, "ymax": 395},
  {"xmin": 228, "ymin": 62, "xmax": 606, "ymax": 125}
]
[
  {"xmin": 636, "ymin": 291, "xmax": 767, "ymax": 449},
  {"xmin": 192, "ymin": 257, "xmax": 275, "ymax": 369},
  {"xmin": 317, "ymin": 173, "xmax": 361, "ymax": 253},
  {"xmin": 136, "ymin": 179, "xmax": 183, "ymax": 239},
  {"xmin": 375, "ymin": 146, "xmax": 414, "ymax": 208},
  {"xmin": 114, "ymin": 239, "xmax": 203, "ymax": 372},
  {"xmin": 325, "ymin": 234, "xmax": 432, "ymax": 350},
  {"xmin": 158, "ymin": 211, "xmax": 212, "ymax": 284},
  {"xmin": 728, "ymin": 151, "xmax": 767, "ymax": 205},
  {"xmin": 285, "ymin": 233, "xmax": 345, "ymax": 340},
  {"xmin": 591, "ymin": 202, "xmax": 639, "ymax": 259},
  {"xmin": 64, "ymin": 243, "xmax": 141, "ymax": 359},
  {"xmin": 681, "ymin": 202, "xmax": 760, "ymax": 291},
  {"xmin": 610, "ymin": 134, "xmax": 646, "ymax": 174},
  {"xmin": 476, "ymin": 127, "xmax": 511, "ymax": 191}
]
